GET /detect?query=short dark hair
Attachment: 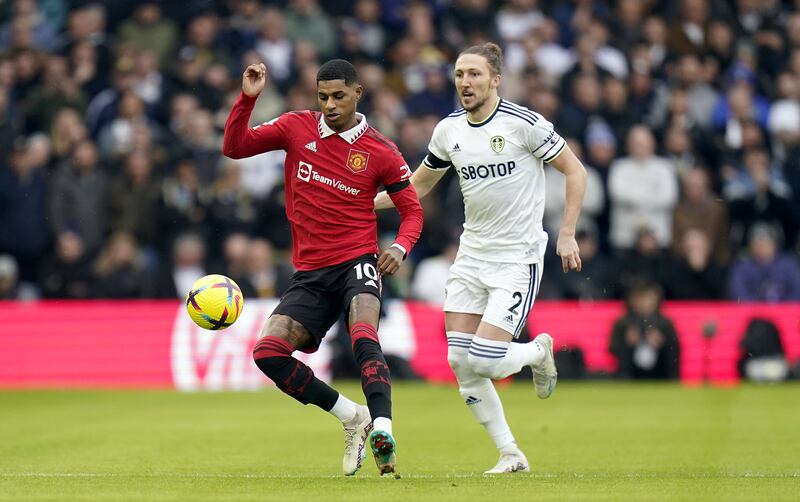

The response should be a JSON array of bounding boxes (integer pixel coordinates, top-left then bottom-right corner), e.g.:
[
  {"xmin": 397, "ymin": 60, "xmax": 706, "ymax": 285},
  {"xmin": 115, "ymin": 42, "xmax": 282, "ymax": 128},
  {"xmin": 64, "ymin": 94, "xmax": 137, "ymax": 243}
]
[{"xmin": 316, "ymin": 59, "xmax": 358, "ymax": 85}]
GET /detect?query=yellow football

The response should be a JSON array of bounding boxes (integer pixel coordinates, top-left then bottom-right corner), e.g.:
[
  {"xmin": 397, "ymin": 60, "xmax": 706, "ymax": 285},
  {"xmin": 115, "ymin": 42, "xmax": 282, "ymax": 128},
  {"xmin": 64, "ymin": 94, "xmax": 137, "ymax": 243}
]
[{"xmin": 185, "ymin": 274, "xmax": 244, "ymax": 330}]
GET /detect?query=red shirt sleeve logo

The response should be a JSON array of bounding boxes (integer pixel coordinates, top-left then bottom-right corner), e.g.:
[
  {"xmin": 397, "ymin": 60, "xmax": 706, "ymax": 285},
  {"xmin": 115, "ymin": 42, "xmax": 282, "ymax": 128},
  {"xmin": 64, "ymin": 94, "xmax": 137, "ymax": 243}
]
[{"xmin": 346, "ymin": 149, "xmax": 370, "ymax": 173}]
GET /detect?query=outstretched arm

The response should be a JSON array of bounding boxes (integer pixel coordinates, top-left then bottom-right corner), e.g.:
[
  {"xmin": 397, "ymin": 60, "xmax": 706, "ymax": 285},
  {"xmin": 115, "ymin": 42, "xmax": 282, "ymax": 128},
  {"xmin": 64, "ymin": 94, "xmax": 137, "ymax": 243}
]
[
  {"xmin": 222, "ymin": 63, "xmax": 286, "ymax": 159},
  {"xmin": 548, "ymin": 145, "xmax": 587, "ymax": 272},
  {"xmin": 374, "ymin": 164, "xmax": 447, "ymax": 210}
]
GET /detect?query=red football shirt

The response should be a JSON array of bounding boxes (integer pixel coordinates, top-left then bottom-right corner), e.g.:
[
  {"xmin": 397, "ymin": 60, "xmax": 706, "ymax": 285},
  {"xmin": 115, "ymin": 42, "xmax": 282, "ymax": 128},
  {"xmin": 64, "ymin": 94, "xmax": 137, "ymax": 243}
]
[{"xmin": 223, "ymin": 93, "xmax": 422, "ymax": 271}]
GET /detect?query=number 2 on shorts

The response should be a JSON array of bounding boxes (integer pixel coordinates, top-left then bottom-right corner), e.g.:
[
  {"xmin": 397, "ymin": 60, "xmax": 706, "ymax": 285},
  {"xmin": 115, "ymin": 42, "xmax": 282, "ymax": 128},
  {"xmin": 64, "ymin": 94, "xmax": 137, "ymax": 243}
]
[{"xmin": 508, "ymin": 291, "xmax": 522, "ymax": 315}]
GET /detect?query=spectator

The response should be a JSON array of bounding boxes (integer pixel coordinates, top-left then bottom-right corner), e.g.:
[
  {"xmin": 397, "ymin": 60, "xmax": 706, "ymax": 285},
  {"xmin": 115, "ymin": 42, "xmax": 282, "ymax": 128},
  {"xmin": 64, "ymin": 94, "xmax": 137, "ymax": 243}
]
[
  {"xmin": 97, "ymin": 90, "xmax": 159, "ymax": 160},
  {"xmin": 738, "ymin": 318, "xmax": 789, "ymax": 383},
  {"xmin": 208, "ymin": 160, "xmax": 257, "ymax": 237},
  {"xmin": 609, "ymin": 279, "xmax": 680, "ymax": 379},
  {"xmin": 712, "ymin": 82, "xmax": 770, "ymax": 152},
  {"xmin": 39, "ymin": 231, "xmax": 94, "ymax": 299},
  {"xmin": 667, "ymin": 0, "xmax": 710, "ymax": 56},
  {"xmin": 158, "ymin": 159, "xmax": 211, "ymax": 248},
  {"xmin": 184, "ymin": 13, "xmax": 228, "ymax": 68},
  {"xmin": 610, "ymin": 0, "xmax": 647, "ymax": 51},
  {"xmin": 609, "ymin": 125, "xmax": 678, "ymax": 250},
  {"xmin": 727, "ymin": 149, "xmax": 795, "ymax": 250},
  {"xmin": 672, "ymin": 168, "xmax": 730, "ymax": 265},
  {"xmin": 48, "ymin": 139, "xmax": 106, "ymax": 252},
  {"xmin": 544, "ymin": 141, "xmax": 605, "ymax": 235},
  {"xmin": 212, "ymin": 232, "xmax": 256, "ymax": 297},
  {"xmin": 661, "ymin": 125, "xmax": 696, "ymax": 178},
  {"xmin": 584, "ymin": 120, "xmax": 617, "ymax": 179},
  {"xmin": 404, "ymin": 65, "xmax": 453, "ymax": 119},
  {"xmin": 0, "ymin": 136, "xmax": 50, "ymax": 282},
  {"xmin": 495, "ymin": 0, "xmax": 544, "ymax": 46},
  {"xmin": 655, "ymin": 54, "xmax": 718, "ymax": 131},
  {"xmin": 767, "ymin": 72, "xmax": 800, "ymax": 161},
  {"xmin": 664, "ymin": 229, "xmax": 726, "ymax": 299},
  {"xmin": 149, "ymin": 232, "xmax": 206, "ymax": 298},
  {"xmin": 116, "ymin": 1, "xmax": 178, "ymax": 69},
  {"xmin": 284, "ymin": 0, "xmax": 337, "ymax": 58},
  {"xmin": 616, "ymin": 227, "xmax": 669, "ymax": 295},
  {"xmin": 0, "ymin": 0, "xmax": 60, "ymax": 52},
  {"xmin": 600, "ymin": 77, "xmax": 637, "ymax": 145},
  {"xmin": 255, "ymin": 8, "xmax": 294, "ymax": 90},
  {"xmin": 338, "ymin": 0, "xmax": 385, "ymax": 61},
  {"xmin": 68, "ymin": 40, "xmax": 106, "ymax": 102},
  {"xmin": 85, "ymin": 66, "xmax": 137, "ymax": 139},
  {"xmin": 245, "ymin": 238, "xmax": 293, "ymax": 298},
  {"xmin": 105, "ymin": 151, "xmax": 160, "ymax": 248},
  {"xmin": 410, "ymin": 240, "xmax": 458, "ymax": 304},
  {"xmin": 129, "ymin": 49, "xmax": 165, "ymax": 108},
  {"xmin": 49, "ymin": 107, "xmax": 88, "ymax": 165},
  {"xmin": 557, "ymin": 72, "xmax": 603, "ymax": 139},
  {"xmin": 24, "ymin": 55, "xmax": 85, "ymax": 134},
  {"xmin": 546, "ymin": 226, "xmax": 616, "ymax": 301},
  {"xmin": 59, "ymin": 4, "xmax": 113, "ymax": 94},
  {"xmin": 177, "ymin": 108, "xmax": 222, "ymax": 184},
  {"xmin": 0, "ymin": 254, "xmax": 21, "ymax": 299},
  {"xmin": 728, "ymin": 224, "xmax": 800, "ymax": 302},
  {"xmin": 93, "ymin": 232, "xmax": 148, "ymax": 298}
]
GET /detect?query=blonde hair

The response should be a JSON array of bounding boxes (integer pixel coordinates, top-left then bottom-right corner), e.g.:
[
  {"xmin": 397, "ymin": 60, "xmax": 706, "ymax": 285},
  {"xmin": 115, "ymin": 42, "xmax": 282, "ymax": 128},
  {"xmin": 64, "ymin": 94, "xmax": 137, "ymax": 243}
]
[{"xmin": 459, "ymin": 42, "xmax": 503, "ymax": 75}]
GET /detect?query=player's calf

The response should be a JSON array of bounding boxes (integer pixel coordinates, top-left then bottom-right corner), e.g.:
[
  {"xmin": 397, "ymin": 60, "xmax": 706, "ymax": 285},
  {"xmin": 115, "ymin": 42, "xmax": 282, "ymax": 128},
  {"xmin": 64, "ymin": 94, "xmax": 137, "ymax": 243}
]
[
  {"xmin": 350, "ymin": 322, "xmax": 393, "ymax": 429},
  {"xmin": 252, "ymin": 335, "xmax": 338, "ymax": 408}
]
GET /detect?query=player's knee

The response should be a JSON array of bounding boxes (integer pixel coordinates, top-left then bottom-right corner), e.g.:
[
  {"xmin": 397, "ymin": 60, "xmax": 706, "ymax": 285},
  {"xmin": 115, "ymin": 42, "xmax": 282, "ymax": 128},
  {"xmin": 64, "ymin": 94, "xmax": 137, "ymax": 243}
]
[
  {"xmin": 447, "ymin": 346, "xmax": 468, "ymax": 372},
  {"xmin": 467, "ymin": 351, "xmax": 504, "ymax": 379}
]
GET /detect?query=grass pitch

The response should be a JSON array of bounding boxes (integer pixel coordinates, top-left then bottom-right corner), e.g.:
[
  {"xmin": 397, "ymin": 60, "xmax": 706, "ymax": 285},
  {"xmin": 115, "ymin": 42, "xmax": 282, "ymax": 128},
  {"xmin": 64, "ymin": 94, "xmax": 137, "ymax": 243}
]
[{"xmin": 1, "ymin": 382, "xmax": 798, "ymax": 501}]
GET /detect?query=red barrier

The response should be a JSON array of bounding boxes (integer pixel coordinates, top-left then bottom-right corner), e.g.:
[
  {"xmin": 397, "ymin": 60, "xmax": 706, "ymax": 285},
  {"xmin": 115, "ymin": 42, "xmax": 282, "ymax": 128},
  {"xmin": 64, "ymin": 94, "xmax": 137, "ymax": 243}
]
[
  {"xmin": 2, "ymin": 300, "xmax": 798, "ymax": 388},
  {"xmin": 0, "ymin": 301, "xmax": 174, "ymax": 388}
]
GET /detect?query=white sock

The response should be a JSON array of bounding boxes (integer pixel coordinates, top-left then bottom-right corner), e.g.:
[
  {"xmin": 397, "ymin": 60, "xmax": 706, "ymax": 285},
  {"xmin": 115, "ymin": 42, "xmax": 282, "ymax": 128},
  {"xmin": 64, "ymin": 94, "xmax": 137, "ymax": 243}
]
[
  {"xmin": 448, "ymin": 332, "xmax": 515, "ymax": 450},
  {"xmin": 329, "ymin": 394, "xmax": 358, "ymax": 423},
  {"xmin": 373, "ymin": 417, "xmax": 392, "ymax": 436},
  {"xmin": 469, "ymin": 336, "xmax": 545, "ymax": 380},
  {"xmin": 511, "ymin": 339, "xmax": 546, "ymax": 368},
  {"xmin": 500, "ymin": 442, "xmax": 521, "ymax": 455}
]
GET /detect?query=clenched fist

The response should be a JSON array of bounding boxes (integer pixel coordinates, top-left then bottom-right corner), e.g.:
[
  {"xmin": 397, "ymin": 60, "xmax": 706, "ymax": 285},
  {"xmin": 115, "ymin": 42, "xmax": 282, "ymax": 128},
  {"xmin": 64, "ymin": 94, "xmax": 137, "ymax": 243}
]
[{"xmin": 377, "ymin": 246, "xmax": 405, "ymax": 276}]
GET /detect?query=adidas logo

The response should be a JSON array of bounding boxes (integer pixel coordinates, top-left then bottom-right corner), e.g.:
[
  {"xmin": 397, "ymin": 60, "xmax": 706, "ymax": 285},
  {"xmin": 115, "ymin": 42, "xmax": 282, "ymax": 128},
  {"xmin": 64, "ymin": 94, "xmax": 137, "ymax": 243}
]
[
  {"xmin": 503, "ymin": 314, "xmax": 514, "ymax": 324},
  {"xmin": 465, "ymin": 395, "xmax": 482, "ymax": 406},
  {"xmin": 452, "ymin": 143, "xmax": 460, "ymax": 152},
  {"xmin": 304, "ymin": 141, "xmax": 317, "ymax": 152}
]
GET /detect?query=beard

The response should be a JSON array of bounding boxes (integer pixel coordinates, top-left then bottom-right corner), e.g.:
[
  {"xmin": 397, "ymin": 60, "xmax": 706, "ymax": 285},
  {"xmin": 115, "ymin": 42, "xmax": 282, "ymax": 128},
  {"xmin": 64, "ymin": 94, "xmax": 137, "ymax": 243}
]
[{"xmin": 460, "ymin": 92, "xmax": 488, "ymax": 112}]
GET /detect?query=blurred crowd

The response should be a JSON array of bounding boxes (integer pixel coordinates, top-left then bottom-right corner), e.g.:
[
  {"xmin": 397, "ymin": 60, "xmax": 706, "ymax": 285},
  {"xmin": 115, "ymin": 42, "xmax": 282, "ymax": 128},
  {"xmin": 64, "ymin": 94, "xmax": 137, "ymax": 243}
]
[{"xmin": 2, "ymin": 0, "xmax": 800, "ymax": 305}]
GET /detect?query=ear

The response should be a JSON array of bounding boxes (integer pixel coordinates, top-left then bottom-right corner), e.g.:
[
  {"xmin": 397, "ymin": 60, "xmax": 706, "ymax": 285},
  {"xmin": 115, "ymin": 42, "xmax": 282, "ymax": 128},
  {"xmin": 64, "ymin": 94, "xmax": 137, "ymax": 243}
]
[
  {"xmin": 492, "ymin": 73, "xmax": 501, "ymax": 89},
  {"xmin": 354, "ymin": 84, "xmax": 363, "ymax": 101}
]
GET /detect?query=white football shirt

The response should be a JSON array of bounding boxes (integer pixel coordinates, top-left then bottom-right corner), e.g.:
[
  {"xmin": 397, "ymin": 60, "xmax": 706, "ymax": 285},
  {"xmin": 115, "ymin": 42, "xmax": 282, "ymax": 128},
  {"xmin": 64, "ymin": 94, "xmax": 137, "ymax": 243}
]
[{"xmin": 424, "ymin": 98, "xmax": 566, "ymax": 264}]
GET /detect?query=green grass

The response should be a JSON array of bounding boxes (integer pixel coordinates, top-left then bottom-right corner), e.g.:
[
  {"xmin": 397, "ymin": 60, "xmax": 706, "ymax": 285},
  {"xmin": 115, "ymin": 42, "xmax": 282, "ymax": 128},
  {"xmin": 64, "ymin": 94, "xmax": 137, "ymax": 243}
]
[{"xmin": 1, "ymin": 383, "xmax": 798, "ymax": 501}]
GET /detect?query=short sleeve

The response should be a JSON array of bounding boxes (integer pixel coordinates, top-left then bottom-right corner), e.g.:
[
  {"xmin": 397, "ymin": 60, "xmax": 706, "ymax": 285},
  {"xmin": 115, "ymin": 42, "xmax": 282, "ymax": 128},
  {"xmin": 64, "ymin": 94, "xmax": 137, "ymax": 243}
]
[
  {"xmin": 422, "ymin": 120, "xmax": 452, "ymax": 170},
  {"xmin": 525, "ymin": 116, "xmax": 566, "ymax": 163}
]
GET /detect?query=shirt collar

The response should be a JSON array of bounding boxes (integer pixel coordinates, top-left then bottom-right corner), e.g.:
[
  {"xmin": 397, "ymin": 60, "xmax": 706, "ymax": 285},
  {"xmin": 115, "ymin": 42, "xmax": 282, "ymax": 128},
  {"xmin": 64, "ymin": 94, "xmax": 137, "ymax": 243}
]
[{"xmin": 318, "ymin": 112, "xmax": 369, "ymax": 144}]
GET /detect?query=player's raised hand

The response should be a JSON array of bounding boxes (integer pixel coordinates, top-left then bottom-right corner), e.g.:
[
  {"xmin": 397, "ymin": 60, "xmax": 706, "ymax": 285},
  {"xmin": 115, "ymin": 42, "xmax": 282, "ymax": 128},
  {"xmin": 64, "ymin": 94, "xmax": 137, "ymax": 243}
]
[
  {"xmin": 242, "ymin": 63, "xmax": 267, "ymax": 97},
  {"xmin": 378, "ymin": 246, "xmax": 404, "ymax": 276},
  {"xmin": 556, "ymin": 230, "xmax": 582, "ymax": 273}
]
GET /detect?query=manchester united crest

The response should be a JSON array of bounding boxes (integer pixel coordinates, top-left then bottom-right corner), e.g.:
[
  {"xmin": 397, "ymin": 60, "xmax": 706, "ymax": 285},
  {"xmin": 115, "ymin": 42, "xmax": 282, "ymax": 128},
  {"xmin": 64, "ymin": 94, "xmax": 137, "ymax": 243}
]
[{"xmin": 346, "ymin": 149, "xmax": 370, "ymax": 173}]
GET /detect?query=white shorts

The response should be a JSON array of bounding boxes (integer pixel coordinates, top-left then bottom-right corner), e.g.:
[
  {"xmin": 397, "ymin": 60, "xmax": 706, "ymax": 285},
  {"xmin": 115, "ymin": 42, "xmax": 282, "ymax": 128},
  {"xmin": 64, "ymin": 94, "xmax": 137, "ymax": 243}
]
[{"xmin": 443, "ymin": 253, "xmax": 542, "ymax": 338}]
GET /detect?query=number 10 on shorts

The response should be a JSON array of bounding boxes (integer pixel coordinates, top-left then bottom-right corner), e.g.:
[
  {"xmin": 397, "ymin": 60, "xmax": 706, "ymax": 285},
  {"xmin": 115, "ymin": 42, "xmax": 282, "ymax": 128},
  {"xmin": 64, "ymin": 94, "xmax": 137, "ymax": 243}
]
[{"xmin": 354, "ymin": 262, "xmax": 380, "ymax": 289}]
